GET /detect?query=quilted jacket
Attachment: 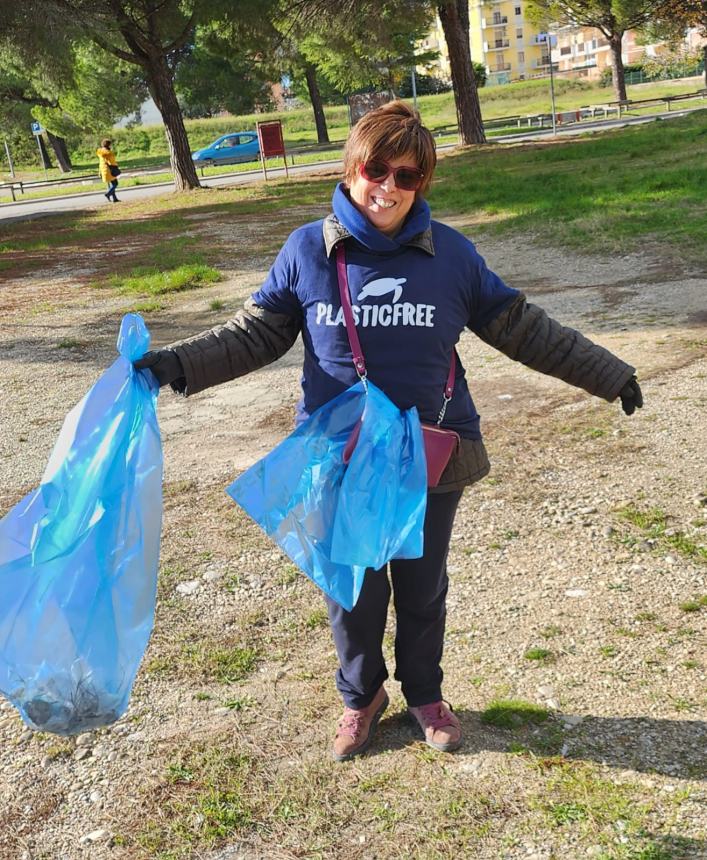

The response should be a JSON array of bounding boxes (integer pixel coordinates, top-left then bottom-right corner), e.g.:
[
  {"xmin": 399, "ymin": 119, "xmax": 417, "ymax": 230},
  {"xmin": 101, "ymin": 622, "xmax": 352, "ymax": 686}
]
[{"xmin": 167, "ymin": 219, "xmax": 635, "ymax": 493}]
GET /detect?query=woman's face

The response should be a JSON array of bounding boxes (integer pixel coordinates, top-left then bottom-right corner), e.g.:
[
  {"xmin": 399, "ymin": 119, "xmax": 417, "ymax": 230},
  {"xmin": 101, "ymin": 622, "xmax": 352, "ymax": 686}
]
[{"xmin": 348, "ymin": 156, "xmax": 419, "ymax": 237}]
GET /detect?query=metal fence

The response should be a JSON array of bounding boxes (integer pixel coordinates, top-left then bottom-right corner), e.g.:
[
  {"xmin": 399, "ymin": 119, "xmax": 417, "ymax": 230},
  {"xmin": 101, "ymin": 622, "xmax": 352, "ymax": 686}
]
[{"xmin": 624, "ymin": 62, "xmax": 705, "ymax": 86}]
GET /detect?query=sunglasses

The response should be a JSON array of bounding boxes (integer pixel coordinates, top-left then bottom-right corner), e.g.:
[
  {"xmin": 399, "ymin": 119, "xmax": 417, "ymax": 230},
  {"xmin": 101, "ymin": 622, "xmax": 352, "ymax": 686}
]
[{"xmin": 359, "ymin": 159, "xmax": 425, "ymax": 191}]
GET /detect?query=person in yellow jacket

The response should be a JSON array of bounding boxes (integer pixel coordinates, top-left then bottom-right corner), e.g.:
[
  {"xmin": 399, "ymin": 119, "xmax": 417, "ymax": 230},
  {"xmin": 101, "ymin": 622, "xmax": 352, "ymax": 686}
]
[{"xmin": 96, "ymin": 139, "xmax": 120, "ymax": 202}]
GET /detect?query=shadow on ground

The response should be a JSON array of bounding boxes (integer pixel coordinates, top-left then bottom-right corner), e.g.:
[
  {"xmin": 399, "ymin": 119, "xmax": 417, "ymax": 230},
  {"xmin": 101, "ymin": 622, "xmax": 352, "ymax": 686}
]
[{"xmin": 374, "ymin": 708, "xmax": 707, "ymax": 779}]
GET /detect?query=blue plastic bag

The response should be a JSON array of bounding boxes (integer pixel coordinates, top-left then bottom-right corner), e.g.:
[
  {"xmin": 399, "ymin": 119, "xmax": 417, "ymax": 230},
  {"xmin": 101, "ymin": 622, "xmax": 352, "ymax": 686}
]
[
  {"xmin": 227, "ymin": 381, "xmax": 426, "ymax": 611},
  {"xmin": 0, "ymin": 314, "xmax": 162, "ymax": 735}
]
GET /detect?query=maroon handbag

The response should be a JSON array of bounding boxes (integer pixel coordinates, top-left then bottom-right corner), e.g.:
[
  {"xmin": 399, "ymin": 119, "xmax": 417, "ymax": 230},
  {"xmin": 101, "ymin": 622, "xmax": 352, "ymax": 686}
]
[{"xmin": 336, "ymin": 244, "xmax": 460, "ymax": 488}]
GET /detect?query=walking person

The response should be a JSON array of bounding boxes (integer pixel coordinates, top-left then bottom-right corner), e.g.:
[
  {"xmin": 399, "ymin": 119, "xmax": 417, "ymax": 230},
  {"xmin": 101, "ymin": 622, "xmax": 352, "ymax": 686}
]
[
  {"xmin": 96, "ymin": 139, "xmax": 120, "ymax": 202},
  {"xmin": 134, "ymin": 101, "xmax": 643, "ymax": 761}
]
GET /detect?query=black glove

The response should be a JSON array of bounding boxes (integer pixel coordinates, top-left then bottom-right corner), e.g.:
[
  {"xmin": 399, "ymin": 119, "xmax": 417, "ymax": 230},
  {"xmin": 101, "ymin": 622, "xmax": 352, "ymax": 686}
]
[
  {"xmin": 618, "ymin": 376, "xmax": 643, "ymax": 416},
  {"xmin": 133, "ymin": 349, "xmax": 184, "ymax": 388}
]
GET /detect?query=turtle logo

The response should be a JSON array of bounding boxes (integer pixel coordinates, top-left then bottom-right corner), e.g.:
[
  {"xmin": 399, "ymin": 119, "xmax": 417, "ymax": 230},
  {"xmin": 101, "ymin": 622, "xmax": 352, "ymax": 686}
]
[{"xmin": 357, "ymin": 277, "xmax": 406, "ymax": 304}]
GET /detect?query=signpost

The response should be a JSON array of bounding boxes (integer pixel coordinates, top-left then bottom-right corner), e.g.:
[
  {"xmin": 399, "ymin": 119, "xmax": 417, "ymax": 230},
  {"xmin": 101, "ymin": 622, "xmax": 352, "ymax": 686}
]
[
  {"xmin": 3, "ymin": 138, "xmax": 15, "ymax": 178},
  {"xmin": 256, "ymin": 120, "xmax": 288, "ymax": 181},
  {"xmin": 536, "ymin": 33, "xmax": 558, "ymax": 136},
  {"xmin": 31, "ymin": 121, "xmax": 49, "ymax": 179}
]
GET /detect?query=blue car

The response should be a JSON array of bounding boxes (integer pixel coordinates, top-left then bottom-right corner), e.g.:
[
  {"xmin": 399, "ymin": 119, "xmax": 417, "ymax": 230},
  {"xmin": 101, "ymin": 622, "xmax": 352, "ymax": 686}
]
[{"xmin": 191, "ymin": 132, "xmax": 260, "ymax": 166}]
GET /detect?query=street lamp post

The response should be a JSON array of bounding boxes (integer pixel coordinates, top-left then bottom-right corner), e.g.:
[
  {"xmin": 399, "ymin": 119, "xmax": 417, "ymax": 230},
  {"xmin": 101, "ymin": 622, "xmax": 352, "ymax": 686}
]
[{"xmin": 539, "ymin": 32, "xmax": 557, "ymax": 136}]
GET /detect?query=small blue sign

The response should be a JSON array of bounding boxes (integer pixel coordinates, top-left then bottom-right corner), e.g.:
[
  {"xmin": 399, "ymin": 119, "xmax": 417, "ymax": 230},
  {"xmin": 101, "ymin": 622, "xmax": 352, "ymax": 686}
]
[{"xmin": 31, "ymin": 121, "xmax": 43, "ymax": 135}]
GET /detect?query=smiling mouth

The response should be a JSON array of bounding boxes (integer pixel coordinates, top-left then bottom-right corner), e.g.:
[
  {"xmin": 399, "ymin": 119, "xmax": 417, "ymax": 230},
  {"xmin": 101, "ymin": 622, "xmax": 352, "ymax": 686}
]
[{"xmin": 372, "ymin": 196, "xmax": 395, "ymax": 209}]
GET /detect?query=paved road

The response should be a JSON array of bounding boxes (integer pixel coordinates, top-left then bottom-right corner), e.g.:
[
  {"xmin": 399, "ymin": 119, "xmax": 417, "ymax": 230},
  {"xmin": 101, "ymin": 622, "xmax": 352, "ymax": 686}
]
[{"xmin": 0, "ymin": 107, "xmax": 702, "ymax": 226}]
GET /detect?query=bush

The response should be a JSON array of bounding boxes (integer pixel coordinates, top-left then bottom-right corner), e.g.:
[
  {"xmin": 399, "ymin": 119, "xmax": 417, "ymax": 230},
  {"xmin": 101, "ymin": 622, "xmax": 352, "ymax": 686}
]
[
  {"xmin": 600, "ymin": 63, "xmax": 644, "ymax": 87},
  {"xmin": 398, "ymin": 73, "xmax": 452, "ymax": 98}
]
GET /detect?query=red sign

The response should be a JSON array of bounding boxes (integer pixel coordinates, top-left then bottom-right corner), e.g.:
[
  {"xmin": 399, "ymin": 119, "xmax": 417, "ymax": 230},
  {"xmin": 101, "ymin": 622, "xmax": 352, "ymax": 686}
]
[{"xmin": 257, "ymin": 121, "xmax": 286, "ymax": 158}]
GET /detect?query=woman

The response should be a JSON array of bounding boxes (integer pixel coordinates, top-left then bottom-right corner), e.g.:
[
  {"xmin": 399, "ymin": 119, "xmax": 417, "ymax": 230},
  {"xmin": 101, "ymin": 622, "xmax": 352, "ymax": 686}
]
[
  {"xmin": 135, "ymin": 101, "xmax": 642, "ymax": 761},
  {"xmin": 96, "ymin": 138, "xmax": 120, "ymax": 203}
]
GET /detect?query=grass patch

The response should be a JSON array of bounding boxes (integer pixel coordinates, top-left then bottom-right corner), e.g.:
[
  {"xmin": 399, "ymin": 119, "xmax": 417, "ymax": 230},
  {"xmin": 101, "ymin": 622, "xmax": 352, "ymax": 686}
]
[
  {"xmin": 304, "ymin": 608, "xmax": 329, "ymax": 630},
  {"xmin": 182, "ymin": 643, "xmax": 258, "ymax": 684},
  {"xmin": 679, "ymin": 596, "xmax": 707, "ymax": 612},
  {"xmin": 533, "ymin": 759, "xmax": 655, "ymax": 845},
  {"xmin": 105, "ymin": 263, "xmax": 221, "ymax": 296},
  {"xmin": 615, "ymin": 504, "xmax": 707, "ymax": 563},
  {"xmin": 524, "ymin": 647, "xmax": 554, "ymax": 663},
  {"xmin": 57, "ymin": 337, "xmax": 86, "ymax": 349},
  {"xmin": 129, "ymin": 299, "xmax": 165, "ymax": 314},
  {"xmin": 135, "ymin": 746, "xmax": 254, "ymax": 856},
  {"xmin": 540, "ymin": 624, "xmax": 563, "ymax": 639},
  {"xmin": 429, "ymin": 111, "xmax": 707, "ymax": 262},
  {"xmin": 481, "ymin": 698, "xmax": 550, "ymax": 729}
]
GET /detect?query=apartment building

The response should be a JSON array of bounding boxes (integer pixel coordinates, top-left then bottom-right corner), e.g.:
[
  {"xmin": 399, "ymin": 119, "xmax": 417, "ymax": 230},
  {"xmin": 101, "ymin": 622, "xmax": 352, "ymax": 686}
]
[
  {"xmin": 552, "ymin": 26, "xmax": 705, "ymax": 80},
  {"xmin": 421, "ymin": 2, "xmax": 549, "ymax": 86},
  {"xmin": 420, "ymin": 16, "xmax": 452, "ymax": 80},
  {"xmin": 469, "ymin": 0, "xmax": 549, "ymax": 84}
]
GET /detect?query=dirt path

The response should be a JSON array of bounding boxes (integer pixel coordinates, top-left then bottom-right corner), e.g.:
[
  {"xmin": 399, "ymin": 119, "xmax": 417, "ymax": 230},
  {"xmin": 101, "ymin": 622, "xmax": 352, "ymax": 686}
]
[{"xmin": 0, "ymin": 208, "xmax": 705, "ymax": 859}]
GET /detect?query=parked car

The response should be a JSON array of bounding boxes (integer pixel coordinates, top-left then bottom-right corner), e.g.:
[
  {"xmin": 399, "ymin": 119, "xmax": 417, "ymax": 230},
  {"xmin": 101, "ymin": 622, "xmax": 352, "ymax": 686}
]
[{"xmin": 191, "ymin": 132, "xmax": 260, "ymax": 166}]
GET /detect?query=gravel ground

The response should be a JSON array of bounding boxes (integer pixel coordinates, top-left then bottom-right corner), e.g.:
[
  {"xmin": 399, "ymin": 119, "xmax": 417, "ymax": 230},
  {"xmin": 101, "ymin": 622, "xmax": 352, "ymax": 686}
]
[{"xmin": 0, "ymin": 219, "xmax": 705, "ymax": 859}]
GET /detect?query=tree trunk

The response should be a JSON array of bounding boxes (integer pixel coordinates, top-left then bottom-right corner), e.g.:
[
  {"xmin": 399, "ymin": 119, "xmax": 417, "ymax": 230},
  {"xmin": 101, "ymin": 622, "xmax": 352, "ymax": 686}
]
[
  {"xmin": 703, "ymin": 43, "xmax": 706, "ymax": 89},
  {"xmin": 46, "ymin": 131, "xmax": 72, "ymax": 172},
  {"xmin": 304, "ymin": 62, "xmax": 329, "ymax": 144},
  {"xmin": 437, "ymin": 0, "xmax": 486, "ymax": 144},
  {"xmin": 146, "ymin": 52, "xmax": 201, "ymax": 192},
  {"xmin": 609, "ymin": 31, "xmax": 627, "ymax": 102},
  {"xmin": 37, "ymin": 134, "xmax": 53, "ymax": 169}
]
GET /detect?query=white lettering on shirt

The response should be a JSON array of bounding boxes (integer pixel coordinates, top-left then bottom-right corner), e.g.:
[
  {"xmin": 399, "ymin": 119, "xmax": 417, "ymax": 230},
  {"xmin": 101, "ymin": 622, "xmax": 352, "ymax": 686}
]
[{"xmin": 319, "ymin": 303, "xmax": 435, "ymax": 328}]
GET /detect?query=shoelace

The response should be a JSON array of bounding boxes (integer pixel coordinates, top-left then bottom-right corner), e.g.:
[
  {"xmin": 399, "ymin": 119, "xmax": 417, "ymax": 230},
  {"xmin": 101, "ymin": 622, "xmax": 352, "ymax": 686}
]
[
  {"xmin": 416, "ymin": 702, "xmax": 456, "ymax": 731},
  {"xmin": 338, "ymin": 709, "xmax": 366, "ymax": 738}
]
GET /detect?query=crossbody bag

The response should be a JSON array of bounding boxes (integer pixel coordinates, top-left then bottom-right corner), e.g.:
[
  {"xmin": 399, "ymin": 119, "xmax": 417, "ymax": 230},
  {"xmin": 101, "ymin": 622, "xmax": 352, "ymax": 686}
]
[{"xmin": 336, "ymin": 243, "xmax": 460, "ymax": 487}]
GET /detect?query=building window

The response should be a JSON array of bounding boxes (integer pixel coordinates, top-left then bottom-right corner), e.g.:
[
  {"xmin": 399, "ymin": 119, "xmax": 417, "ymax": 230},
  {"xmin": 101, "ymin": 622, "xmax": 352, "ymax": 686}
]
[
  {"xmin": 576, "ymin": 42, "xmax": 584, "ymax": 52},
  {"xmin": 516, "ymin": 27, "xmax": 523, "ymax": 39},
  {"xmin": 517, "ymin": 51, "xmax": 525, "ymax": 63},
  {"xmin": 515, "ymin": 5, "xmax": 521, "ymax": 15},
  {"xmin": 560, "ymin": 46, "xmax": 571, "ymax": 55}
]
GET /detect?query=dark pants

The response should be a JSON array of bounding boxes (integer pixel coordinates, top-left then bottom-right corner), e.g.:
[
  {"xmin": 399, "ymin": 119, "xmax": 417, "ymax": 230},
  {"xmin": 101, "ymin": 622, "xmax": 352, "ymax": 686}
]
[
  {"xmin": 325, "ymin": 490, "xmax": 463, "ymax": 709},
  {"xmin": 105, "ymin": 179, "xmax": 118, "ymax": 200}
]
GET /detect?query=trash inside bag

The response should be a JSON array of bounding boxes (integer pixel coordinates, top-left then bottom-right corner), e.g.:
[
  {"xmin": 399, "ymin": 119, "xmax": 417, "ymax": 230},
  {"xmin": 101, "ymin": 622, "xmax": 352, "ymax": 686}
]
[
  {"xmin": 0, "ymin": 314, "xmax": 162, "ymax": 735},
  {"xmin": 227, "ymin": 381, "xmax": 426, "ymax": 611}
]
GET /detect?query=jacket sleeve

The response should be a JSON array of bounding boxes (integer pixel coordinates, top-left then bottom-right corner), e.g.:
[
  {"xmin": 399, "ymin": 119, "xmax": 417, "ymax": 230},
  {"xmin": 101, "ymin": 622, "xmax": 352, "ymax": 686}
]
[
  {"xmin": 475, "ymin": 292, "xmax": 635, "ymax": 402},
  {"xmin": 168, "ymin": 298, "xmax": 300, "ymax": 396}
]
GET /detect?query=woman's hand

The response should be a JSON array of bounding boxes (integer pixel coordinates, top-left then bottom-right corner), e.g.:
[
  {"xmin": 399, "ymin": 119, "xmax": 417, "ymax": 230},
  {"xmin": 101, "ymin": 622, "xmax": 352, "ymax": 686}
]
[
  {"xmin": 618, "ymin": 377, "xmax": 643, "ymax": 416},
  {"xmin": 133, "ymin": 349, "xmax": 184, "ymax": 387}
]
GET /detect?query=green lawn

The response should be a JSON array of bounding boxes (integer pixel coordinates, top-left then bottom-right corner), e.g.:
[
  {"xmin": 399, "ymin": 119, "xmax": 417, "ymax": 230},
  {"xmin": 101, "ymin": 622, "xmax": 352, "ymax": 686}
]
[{"xmin": 429, "ymin": 110, "xmax": 707, "ymax": 262}]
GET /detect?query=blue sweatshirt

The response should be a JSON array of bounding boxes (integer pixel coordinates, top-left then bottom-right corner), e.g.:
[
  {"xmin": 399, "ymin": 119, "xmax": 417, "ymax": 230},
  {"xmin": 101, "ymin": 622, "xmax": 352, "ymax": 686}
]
[{"xmin": 252, "ymin": 184, "xmax": 519, "ymax": 439}]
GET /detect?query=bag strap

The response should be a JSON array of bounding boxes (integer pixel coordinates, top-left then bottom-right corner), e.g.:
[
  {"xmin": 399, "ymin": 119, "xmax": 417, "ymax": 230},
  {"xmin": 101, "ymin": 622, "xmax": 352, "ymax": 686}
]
[
  {"xmin": 335, "ymin": 241, "xmax": 455, "ymax": 422},
  {"xmin": 336, "ymin": 242, "xmax": 367, "ymax": 382}
]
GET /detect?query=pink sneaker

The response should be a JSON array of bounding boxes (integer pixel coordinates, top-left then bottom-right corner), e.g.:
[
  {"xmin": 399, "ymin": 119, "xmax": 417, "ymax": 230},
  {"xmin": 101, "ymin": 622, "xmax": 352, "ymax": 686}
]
[
  {"xmin": 408, "ymin": 700, "xmax": 462, "ymax": 752},
  {"xmin": 333, "ymin": 686, "xmax": 389, "ymax": 762}
]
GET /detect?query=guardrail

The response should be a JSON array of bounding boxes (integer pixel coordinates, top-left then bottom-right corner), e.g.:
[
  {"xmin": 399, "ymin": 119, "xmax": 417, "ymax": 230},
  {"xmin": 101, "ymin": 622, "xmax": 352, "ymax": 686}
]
[{"xmin": 592, "ymin": 88, "xmax": 707, "ymax": 115}]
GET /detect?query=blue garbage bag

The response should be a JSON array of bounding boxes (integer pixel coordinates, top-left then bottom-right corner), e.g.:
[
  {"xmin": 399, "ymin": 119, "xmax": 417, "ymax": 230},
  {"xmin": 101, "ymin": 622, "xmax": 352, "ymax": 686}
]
[
  {"xmin": 227, "ymin": 381, "xmax": 426, "ymax": 611},
  {"xmin": 0, "ymin": 314, "xmax": 162, "ymax": 735}
]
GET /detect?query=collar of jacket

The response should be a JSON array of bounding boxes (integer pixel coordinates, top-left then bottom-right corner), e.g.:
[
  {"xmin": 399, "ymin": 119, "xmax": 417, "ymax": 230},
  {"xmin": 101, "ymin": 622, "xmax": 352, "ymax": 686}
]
[{"xmin": 323, "ymin": 214, "xmax": 435, "ymax": 258}]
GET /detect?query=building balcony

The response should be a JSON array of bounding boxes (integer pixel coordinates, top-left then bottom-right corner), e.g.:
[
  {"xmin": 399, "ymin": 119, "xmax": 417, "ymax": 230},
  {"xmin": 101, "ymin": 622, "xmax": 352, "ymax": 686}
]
[
  {"xmin": 484, "ymin": 39, "xmax": 511, "ymax": 51},
  {"xmin": 490, "ymin": 62, "xmax": 512, "ymax": 72},
  {"xmin": 481, "ymin": 16, "xmax": 508, "ymax": 27}
]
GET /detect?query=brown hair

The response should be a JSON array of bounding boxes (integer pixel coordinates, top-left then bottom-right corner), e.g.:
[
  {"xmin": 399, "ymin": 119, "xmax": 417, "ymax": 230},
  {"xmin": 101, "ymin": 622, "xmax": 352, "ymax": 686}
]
[
  {"xmin": 101, "ymin": 138, "xmax": 112, "ymax": 149},
  {"xmin": 343, "ymin": 100, "xmax": 436, "ymax": 195}
]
